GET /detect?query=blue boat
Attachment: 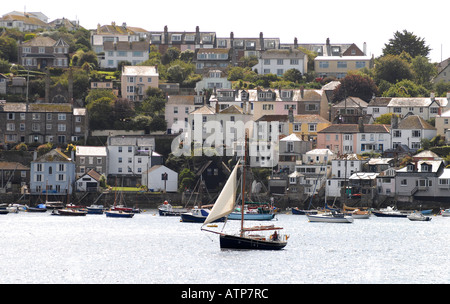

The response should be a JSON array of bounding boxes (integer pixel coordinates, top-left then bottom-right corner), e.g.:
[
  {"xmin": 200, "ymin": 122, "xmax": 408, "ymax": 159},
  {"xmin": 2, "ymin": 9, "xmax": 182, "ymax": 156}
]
[
  {"xmin": 87, "ymin": 205, "xmax": 104, "ymax": 214},
  {"xmin": 105, "ymin": 210, "xmax": 134, "ymax": 218},
  {"xmin": 180, "ymin": 208, "xmax": 225, "ymax": 223},
  {"xmin": 227, "ymin": 212, "xmax": 275, "ymax": 221}
]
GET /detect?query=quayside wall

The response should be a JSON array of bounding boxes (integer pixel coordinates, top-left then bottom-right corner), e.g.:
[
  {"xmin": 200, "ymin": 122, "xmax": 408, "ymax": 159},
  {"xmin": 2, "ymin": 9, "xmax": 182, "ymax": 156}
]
[{"xmin": 1, "ymin": 192, "xmax": 449, "ymax": 212}]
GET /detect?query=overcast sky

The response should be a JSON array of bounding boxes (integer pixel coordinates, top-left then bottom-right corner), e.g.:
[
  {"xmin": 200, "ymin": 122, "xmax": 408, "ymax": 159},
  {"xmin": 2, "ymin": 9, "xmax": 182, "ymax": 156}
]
[{"xmin": 3, "ymin": 0, "xmax": 448, "ymax": 63}]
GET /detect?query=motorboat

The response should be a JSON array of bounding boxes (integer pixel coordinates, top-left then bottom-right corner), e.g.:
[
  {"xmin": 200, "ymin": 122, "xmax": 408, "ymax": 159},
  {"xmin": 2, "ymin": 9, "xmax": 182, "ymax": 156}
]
[
  {"xmin": 441, "ymin": 208, "xmax": 450, "ymax": 217},
  {"xmin": 407, "ymin": 212, "xmax": 431, "ymax": 221},
  {"xmin": 87, "ymin": 205, "xmax": 104, "ymax": 214},
  {"xmin": 372, "ymin": 206, "xmax": 410, "ymax": 218},
  {"xmin": 52, "ymin": 208, "xmax": 87, "ymax": 216},
  {"xmin": 181, "ymin": 207, "xmax": 226, "ymax": 223},
  {"xmin": 158, "ymin": 201, "xmax": 188, "ymax": 216},
  {"xmin": 105, "ymin": 210, "xmax": 134, "ymax": 218},
  {"xmin": 306, "ymin": 211, "xmax": 354, "ymax": 223}
]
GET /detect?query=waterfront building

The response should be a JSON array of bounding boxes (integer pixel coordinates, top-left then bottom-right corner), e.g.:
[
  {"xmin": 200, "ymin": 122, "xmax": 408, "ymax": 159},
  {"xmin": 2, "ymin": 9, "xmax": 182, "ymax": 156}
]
[
  {"xmin": 141, "ymin": 165, "xmax": 178, "ymax": 193},
  {"xmin": 75, "ymin": 146, "xmax": 107, "ymax": 178},
  {"xmin": 76, "ymin": 169, "xmax": 102, "ymax": 192},
  {"xmin": 30, "ymin": 148, "xmax": 76, "ymax": 195},
  {"xmin": 106, "ymin": 135, "xmax": 158, "ymax": 187}
]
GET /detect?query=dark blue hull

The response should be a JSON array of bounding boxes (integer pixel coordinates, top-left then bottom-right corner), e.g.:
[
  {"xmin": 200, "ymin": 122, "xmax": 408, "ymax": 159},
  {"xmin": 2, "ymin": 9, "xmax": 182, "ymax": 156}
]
[
  {"xmin": 87, "ymin": 208, "xmax": 104, "ymax": 214},
  {"xmin": 219, "ymin": 234, "xmax": 287, "ymax": 250},
  {"xmin": 105, "ymin": 211, "xmax": 134, "ymax": 218},
  {"xmin": 292, "ymin": 208, "xmax": 318, "ymax": 215},
  {"xmin": 372, "ymin": 211, "xmax": 407, "ymax": 218},
  {"xmin": 181, "ymin": 213, "xmax": 225, "ymax": 223}
]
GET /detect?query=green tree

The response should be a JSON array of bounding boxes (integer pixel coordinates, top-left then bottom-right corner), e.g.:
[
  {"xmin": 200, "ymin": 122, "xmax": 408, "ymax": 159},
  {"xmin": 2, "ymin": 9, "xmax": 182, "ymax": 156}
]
[
  {"xmin": 332, "ymin": 73, "xmax": 379, "ymax": 102},
  {"xmin": 382, "ymin": 79, "xmax": 428, "ymax": 97},
  {"xmin": 411, "ymin": 56, "xmax": 437, "ymax": 86},
  {"xmin": 162, "ymin": 47, "xmax": 181, "ymax": 65},
  {"xmin": 283, "ymin": 68, "xmax": 303, "ymax": 83},
  {"xmin": 86, "ymin": 97, "xmax": 115, "ymax": 130},
  {"xmin": 382, "ymin": 30, "xmax": 431, "ymax": 58},
  {"xmin": 374, "ymin": 55, "xmax": 414, "ymax": 84},
  {"xmin": 374, "ymin": 113, "xmax": 395, "ymax": 124}
]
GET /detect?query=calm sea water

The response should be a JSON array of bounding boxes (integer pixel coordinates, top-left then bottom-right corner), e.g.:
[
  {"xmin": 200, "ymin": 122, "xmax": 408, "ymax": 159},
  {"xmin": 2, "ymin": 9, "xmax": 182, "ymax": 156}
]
[{"xmin": 0, "ymin": 210, "xmax": 448, "ymax": 284}]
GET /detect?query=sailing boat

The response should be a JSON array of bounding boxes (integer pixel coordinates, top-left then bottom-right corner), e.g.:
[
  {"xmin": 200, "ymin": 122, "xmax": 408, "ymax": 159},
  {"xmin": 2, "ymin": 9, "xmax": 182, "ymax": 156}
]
[
  {"xmin": 305, "ymin": 161, "xmax": 353, "ymax": 223},
  {"xmin": 105, "ymin": 179, "xmax": 134, "ymax": 218},
  {"xmin": 201, "ymin": 136, "xmax": 288, "ymax": 250}
]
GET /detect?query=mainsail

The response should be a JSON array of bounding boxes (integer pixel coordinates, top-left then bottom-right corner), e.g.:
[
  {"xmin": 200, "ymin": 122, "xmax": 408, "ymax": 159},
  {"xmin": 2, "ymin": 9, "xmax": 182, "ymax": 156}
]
[{"xmin": 203, "ymin": 162, "xmax": 239, "ymax": 225}]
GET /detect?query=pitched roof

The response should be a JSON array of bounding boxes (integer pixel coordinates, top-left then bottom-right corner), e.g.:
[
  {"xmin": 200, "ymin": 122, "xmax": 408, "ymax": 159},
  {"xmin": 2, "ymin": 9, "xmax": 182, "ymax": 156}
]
[
  {"xmin": 122, "ymin": 66, "xmax": 158, "ymax": 77},
  {"xmin": 333, "ymin": 97, "xmax": 368, "ymax": 108},
  {"xmin": 318, "ymin": 124, "xmax": 390, "ymax": 133},
  {"xmin": 21, "ymin": 36, "xmax": 56, "ymax": 47},
  {"xmin": 0, "ymin": 162, "xmax": 29, "ymax": 170},
  {"xmin": 190, "ymin": 105, "xmax": 215, "ymax": 115},
  {"xmin": 219, "ymin": 105, "xmax": 244, "ymax": 114},
  {"xmin": 33, "ymin": 149, "xmax": 73, "ymax": 163},
  {"xmin": 396, "ymin": 115, "xmax": 436, "ymax": 130}
]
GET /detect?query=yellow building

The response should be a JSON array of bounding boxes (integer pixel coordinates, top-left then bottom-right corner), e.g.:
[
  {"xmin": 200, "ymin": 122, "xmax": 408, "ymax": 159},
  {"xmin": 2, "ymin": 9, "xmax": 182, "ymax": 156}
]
[{"xmin": 289, "ymin": 114, "xmax": 331, "ymax": 143}]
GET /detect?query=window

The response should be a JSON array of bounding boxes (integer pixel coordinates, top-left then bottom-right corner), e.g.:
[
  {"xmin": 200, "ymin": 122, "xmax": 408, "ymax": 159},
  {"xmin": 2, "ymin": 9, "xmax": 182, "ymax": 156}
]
[
  {"xmin": 264, "ymin": 59, "xmax": 271, "ymax": 65},
  {"xmin": 290, "ymin": 59, "xmax": 299, "ymax": 65},
  {"xmin": 319, "ymin": 61, "xmax": 329, "ymax": 68},
  {"xmin": 400, "ymin": 179, "xmax": 407, "ymax": 186},
  {"xmin": 393, "ymin": 130, "xmax": 401, "ymax": 137},
  {"xmin": 277, "ymin": 59, "xmax": 284, "ymax": 65},
  {"xmin": 355, "ymin": 61, "xmax": 366, "ymax": 68},
  {"xmin": 58, "ymin": 114, "xmax": 66, "ymax": 120},
  {"xmin": 412, "ymin": 130, "xmax": 421, "ymax": 137},
  {"xmin": 393, "ymin": 107, "xmax": 401, "ymax": 113},
  {"xmin": 337, "ymin": 61, "xmax": 347, "ymax": 68}
]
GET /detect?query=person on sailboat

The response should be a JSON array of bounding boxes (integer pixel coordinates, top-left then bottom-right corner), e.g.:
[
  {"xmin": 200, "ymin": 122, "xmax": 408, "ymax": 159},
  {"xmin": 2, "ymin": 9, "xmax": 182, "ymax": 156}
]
[{"xmin": 271, "ymin": 231, "xmax": 279, "ymax": 241}]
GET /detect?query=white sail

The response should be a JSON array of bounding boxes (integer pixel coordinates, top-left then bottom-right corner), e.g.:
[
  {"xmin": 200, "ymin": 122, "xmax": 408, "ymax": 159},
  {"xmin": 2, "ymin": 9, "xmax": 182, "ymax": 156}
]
[{"xmin": 203, "ymin": 163, "xmax": 239, "ymax": 225}]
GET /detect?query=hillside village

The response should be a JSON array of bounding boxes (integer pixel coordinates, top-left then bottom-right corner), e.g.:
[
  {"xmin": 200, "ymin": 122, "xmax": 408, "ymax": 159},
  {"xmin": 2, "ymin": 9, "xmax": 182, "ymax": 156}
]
[{"xmin": 1, "ymin": 10, "xmax": 450, "ymax": 210}]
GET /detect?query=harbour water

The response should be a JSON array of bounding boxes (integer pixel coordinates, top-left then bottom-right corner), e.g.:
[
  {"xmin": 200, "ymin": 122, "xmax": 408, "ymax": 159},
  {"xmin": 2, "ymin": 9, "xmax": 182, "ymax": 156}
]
[{"xmin": 0, "ymin": 210, "xmax": 448, "ymax": 284}]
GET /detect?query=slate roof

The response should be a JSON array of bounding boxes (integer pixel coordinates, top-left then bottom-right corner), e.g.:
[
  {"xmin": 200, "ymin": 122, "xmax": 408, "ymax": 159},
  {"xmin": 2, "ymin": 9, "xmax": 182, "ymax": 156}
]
[
  {"xmin": 318, "ymin": 124, "xmax": 390, "ymax": 133},
  {"xmin": 396, "ymin": 115, "xmax": 436, "ymax": 130}
]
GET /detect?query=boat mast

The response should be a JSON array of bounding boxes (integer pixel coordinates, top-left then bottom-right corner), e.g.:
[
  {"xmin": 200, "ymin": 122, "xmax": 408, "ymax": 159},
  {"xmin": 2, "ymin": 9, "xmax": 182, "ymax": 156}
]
[{"xmin": 240, "ymin": 132, "xmax": 248, "ymax": 237}]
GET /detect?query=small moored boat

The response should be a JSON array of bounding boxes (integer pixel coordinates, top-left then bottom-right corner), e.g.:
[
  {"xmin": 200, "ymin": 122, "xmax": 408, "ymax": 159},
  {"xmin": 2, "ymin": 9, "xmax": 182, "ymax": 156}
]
[
  {"xmin": 407, "ymin": 212, "xmax": 431, "ymax": 221},
  {"xmin": 306, "ymin": 211, "xmax": 354, "ymax": 223},
  {"xmin": 105, "ymin": 210, "xmax": 134, "ymax": 218}
]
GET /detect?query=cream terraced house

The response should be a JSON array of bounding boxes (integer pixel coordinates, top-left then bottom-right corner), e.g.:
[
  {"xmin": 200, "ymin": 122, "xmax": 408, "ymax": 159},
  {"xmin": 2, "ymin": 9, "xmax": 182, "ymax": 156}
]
[
  {"xmin": 314, "ymin": 56, "xmax": 373, "ymax": 79},
  {"xmin": 252, "ymin": 49, "xmax": 308, "ymax": 76}
]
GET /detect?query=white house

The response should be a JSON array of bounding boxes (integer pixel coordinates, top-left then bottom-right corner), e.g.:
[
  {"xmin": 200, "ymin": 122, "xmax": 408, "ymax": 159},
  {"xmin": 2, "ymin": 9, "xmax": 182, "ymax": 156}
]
[
  {"xmin": 326, "ymin": 154, "xmax": 367, "ymax": 198},
  {"xmin": 391, "ymin": 115, "xmax": 437, "ymax": 150},
  {"xmin": 76, "ymin": 169, "xmax": 102, "ymax": 192},
  {"xmin": 100, "ymin": 41, "xmax": 149, "ymax": 69},
  {"xmin": 106, "ymin": 135, "xmax": 156, "ymax": 186},
  {"xmin": 387, "ymin": 94, "xmax": 448, "ymax": 120},
  {"xmin": 252, "ymin": 49, "xmax": 307, "ymax": 76},
  {"xmin": 142, "ymin": 165, "xmax": 178, "ymax": 192}
]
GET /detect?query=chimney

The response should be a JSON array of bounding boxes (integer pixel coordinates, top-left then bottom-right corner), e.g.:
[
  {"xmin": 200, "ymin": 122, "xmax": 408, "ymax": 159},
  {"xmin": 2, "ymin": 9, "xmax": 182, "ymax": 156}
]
[
  {"xmin": 288, "ymin": 107, "xmax": 294, "ymax": 123},
  {"xmin": 294, "ymin": 37, "xmax": 298, "ymax": 48},
  {"xmin": 358, "ymin": 117, "xmax": 364, "ymax": 133},
  {"xmin": 363, "ymin": 42, "xmax": 367, "ymax": 56},
  {"xmin": 215, "ymin": 101, "xmax": 219, "ymax": 114},
  {"xmin": 300, "ymin": 86, "xmax": 304, "ymax": 99},
  {"xmin": 430, "ymin": 92, "xmax": 435, "ymax": 102},
  {"xmin": 260, "ymin": 32, "xmax": 264, "ymax": 50},
  {"xmin": 391, "ymin": 114, "xmax": 399, "ymax": 129}
]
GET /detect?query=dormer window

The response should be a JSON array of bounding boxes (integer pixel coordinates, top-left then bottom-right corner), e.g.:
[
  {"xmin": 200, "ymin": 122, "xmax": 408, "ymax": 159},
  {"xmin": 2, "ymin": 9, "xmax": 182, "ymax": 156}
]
[
  {"xmin": 407, "ymin": 164, "xmax": 415, "ymax": 172},
  {"xmin": 421, "ymin": 164, "xmax": 431, "ymax": 172}
]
